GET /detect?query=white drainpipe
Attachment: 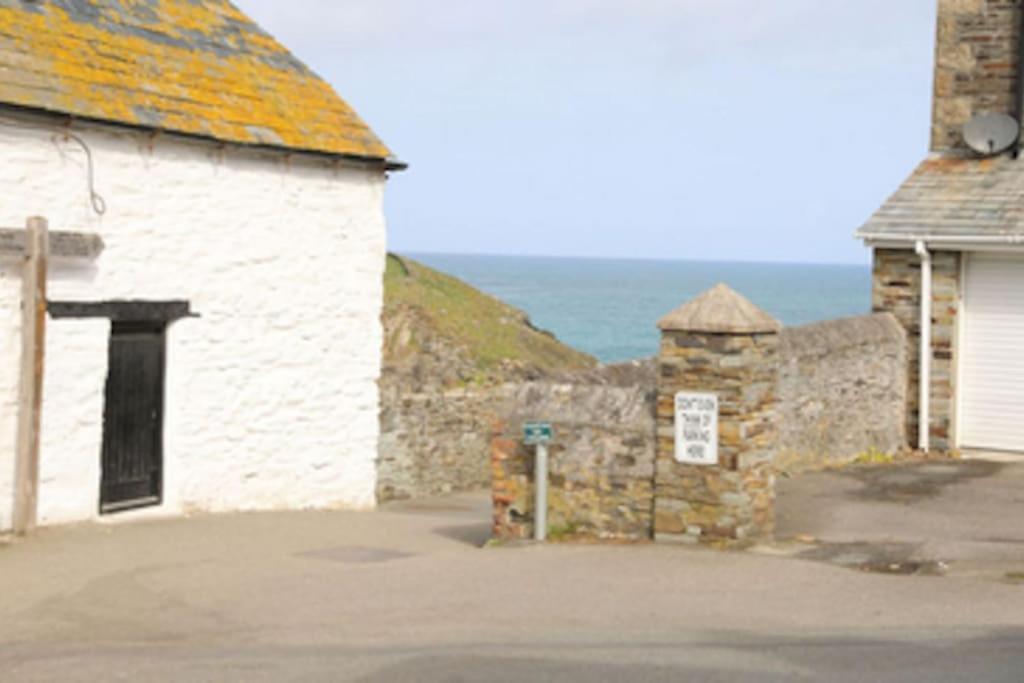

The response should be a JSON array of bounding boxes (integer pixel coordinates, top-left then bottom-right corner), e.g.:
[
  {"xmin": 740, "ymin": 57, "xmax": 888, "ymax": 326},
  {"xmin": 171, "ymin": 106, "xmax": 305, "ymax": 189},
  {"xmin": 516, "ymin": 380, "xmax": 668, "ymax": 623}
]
[{"xmin": 915, "ymin": 240, "xmax": 932, "ymax": 452}]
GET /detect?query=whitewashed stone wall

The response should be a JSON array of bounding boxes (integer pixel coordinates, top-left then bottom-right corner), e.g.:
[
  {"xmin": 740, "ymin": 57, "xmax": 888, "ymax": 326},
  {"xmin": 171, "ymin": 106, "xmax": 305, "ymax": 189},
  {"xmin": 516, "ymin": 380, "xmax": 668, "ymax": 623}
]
[{"xmin": 0, "ymin": 115, "xmax": 388, "ymax": 530}]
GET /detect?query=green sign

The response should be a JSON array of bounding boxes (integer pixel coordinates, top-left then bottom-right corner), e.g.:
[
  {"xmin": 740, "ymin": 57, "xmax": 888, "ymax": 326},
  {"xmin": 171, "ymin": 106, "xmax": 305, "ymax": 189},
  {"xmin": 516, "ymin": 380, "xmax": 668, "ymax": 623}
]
[{"xmin": 523, "ymin": 421, "xmax": 553, "ymax": 445}]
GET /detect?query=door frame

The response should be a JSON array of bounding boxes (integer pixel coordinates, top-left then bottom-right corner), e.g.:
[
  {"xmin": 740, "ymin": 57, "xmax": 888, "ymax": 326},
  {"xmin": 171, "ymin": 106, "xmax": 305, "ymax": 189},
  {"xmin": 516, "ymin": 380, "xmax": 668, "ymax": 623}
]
[
  {"xmin": 954, "ymin": 251, "xmax": 967, "ymax": 451},
  {"xmin": 48, "ymin": 300, "xmax": 193, "ymax": 515}
]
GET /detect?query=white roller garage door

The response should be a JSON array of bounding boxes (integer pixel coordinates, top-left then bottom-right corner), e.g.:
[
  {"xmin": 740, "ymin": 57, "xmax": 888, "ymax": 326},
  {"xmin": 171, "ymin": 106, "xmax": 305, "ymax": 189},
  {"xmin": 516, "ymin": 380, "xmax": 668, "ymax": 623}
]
[{"xmin": 960, "ymin": 253, "xmax": 1024, "ymax": 452}]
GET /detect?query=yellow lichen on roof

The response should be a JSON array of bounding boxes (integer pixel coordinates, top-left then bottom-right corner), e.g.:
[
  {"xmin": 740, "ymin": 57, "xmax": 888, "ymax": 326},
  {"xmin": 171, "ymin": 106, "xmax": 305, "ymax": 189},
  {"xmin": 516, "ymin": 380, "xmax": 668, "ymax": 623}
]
[{"xmin": 0, "ymin": 0, "xmax": 393, "ymax": 161}]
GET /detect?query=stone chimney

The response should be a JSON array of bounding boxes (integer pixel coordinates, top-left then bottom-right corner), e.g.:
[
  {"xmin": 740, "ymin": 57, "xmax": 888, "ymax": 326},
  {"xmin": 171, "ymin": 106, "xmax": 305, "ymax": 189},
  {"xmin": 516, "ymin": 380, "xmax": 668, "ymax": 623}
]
[{"xmin": 932, "ymin": 0, "xmax": 1024, "ymax": 153}]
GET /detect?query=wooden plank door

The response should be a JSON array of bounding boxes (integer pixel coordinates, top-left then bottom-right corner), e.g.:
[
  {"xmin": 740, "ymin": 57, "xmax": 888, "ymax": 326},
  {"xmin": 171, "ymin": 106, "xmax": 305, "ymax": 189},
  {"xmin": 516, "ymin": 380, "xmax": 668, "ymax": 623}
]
[{"xmin": 100, "ymin": 321, "xmax": 166, "ymax": 513}]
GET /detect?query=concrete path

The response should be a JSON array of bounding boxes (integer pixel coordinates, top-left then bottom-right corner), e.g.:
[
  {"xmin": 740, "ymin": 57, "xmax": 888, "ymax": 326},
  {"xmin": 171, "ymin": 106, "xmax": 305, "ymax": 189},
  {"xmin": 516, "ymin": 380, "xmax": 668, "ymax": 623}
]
[{"xmin": 1, "ymin": 460, "xmax": 1024, "ymax": 681}]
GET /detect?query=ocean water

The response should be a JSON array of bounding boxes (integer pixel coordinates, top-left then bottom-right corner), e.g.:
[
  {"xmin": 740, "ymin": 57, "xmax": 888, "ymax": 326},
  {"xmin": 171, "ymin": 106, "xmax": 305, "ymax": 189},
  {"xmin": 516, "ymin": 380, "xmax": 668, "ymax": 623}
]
[{"xmin": 409, "ymin": 253, "xmax": 872, "ymax": 364}]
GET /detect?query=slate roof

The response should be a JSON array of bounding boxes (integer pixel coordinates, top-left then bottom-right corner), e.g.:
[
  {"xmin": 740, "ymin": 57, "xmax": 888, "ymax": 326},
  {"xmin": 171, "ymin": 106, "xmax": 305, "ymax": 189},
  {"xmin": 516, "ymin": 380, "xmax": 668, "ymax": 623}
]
[
  {"xmin": 658, "ymin": 283, "xmax": 781, "ymax": 334},
  {"xmin": 0, "ymin": 0, "xmax": 395, "ymax": 163},
  {"xmin": 857, "ymin": 156, "xmax": 1024, "ymax": 241}
]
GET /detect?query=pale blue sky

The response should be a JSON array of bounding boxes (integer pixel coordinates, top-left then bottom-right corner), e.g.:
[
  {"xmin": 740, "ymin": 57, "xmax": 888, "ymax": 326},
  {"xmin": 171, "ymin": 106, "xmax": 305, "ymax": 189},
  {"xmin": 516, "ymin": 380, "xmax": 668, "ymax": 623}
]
[{"xmin": 236, "ymin": 1, "xmax": 938, "ymax": 265}]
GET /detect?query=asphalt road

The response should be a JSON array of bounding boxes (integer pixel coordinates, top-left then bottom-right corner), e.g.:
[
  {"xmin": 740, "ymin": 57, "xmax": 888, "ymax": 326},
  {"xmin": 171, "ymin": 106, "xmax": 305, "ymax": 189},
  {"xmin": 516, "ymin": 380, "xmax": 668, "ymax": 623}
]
[
  {"xmin": 6, "ymin": 630, "xmax": 1024, "ymax": 682},
  {"xmin": 2, "ymin": 459, "xmax": 1024, "ymax": 681}
]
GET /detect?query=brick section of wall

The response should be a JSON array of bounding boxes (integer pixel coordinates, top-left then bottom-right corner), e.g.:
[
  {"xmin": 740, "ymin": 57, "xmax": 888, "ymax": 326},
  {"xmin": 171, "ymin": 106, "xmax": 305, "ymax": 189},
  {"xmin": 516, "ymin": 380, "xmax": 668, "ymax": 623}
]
[
  {"xmin": 932, "ymin": 0, "xmax": 1024, "ymax": 152},
  {"xmin": 490, "ymin": 382, "xmax": 656, "ymax": 541},
  {"xmin": 654, "ymin": 331, "xmax": 777, "ymax": 548},
  {"xmin": 776, "ymin": 314, "xmax": 908, "ymax": 470},
  {"xmin": 872, "ymin": 249, "xmax": 960, "ymax": 451}
]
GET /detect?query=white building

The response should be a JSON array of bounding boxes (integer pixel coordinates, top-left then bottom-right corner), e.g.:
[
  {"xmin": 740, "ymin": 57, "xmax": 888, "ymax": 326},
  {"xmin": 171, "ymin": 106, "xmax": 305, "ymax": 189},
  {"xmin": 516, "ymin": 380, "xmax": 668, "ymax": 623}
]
[{"xmin": 0, "ymin": 0, "xmax": 403, "ymax": 530}]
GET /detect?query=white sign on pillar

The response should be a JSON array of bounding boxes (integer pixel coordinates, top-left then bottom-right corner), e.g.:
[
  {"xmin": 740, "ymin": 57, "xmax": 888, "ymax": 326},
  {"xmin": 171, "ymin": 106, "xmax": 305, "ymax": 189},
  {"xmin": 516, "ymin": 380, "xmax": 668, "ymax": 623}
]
[{"xmin": 675, "ymin": 392, "xmax": 719, "ymax": 466}]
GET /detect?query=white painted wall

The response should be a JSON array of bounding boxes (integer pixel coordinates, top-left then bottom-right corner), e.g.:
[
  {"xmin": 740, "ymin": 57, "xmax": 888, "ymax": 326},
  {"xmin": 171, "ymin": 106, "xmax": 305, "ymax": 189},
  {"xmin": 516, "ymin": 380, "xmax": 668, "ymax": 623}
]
[{"xmin": 0, "ymin": 115, "xmax": 388, "ymax": 530}]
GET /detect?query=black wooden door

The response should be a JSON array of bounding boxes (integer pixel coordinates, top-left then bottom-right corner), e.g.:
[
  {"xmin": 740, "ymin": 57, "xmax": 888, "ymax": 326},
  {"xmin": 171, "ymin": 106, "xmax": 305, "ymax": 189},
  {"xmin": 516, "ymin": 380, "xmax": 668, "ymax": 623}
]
[{"xmin": 100, "ymin": 322, "xmax": 166, "ymax": 513}]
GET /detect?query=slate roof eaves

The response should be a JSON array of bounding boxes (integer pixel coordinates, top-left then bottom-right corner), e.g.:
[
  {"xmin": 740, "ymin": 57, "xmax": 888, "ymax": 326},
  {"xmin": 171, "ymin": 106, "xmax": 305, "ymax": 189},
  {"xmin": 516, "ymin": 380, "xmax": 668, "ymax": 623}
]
[
  {"xmin": 857, "ymin": 156, "xmax": 1024, "ymax": 242},
  {"xmin": 0, "ymin": 0, "xmax": 399, "ymax": 166}
]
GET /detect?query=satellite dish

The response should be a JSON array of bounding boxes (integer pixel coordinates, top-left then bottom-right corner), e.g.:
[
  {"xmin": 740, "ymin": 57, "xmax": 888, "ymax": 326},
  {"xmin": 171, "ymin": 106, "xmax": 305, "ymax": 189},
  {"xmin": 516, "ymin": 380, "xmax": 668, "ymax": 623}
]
[{"xmin": 963, "ymin": 113, "xmax": 1020, "ymax": 156}]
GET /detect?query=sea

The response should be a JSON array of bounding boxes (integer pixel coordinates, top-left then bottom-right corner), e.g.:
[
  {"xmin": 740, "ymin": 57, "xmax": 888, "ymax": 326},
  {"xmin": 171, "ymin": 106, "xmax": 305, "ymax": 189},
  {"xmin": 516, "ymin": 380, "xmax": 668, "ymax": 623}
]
[{"xmin": 409, "ymin": 253, "xmax": 873, "ymax": 365}]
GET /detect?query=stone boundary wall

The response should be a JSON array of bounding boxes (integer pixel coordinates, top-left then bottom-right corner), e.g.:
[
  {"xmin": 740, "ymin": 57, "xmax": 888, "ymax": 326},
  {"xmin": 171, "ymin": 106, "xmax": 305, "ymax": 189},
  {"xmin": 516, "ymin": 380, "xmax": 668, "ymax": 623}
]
[
  {"xmin": 777, "ymin": 313, "xmax": 908, "ymax": 471},
  {"xmin": 490, "ymin": 313, "xmax": 910, "ymax": 543},
  {"xmin": 377, "ymin": 383, "xmax": 510, "ymax": 501},
  {"xmin": 378, "ymin": 361, "xmax": 656, "ymax": 503},
  {"xmin": 491, "ymin": 381, "xmax": 657, "ymax": 541},
  {"xmin": 386, "ymin": 312, "xmax": 907, "ymax": 510}
]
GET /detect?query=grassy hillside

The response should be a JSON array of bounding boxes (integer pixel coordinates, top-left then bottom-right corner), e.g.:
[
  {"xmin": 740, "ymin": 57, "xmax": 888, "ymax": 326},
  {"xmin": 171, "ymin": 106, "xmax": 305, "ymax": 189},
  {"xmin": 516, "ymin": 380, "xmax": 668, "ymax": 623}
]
[{"xmin": 383, "ymin": 254, "xmax": 597, "ymax": 382}]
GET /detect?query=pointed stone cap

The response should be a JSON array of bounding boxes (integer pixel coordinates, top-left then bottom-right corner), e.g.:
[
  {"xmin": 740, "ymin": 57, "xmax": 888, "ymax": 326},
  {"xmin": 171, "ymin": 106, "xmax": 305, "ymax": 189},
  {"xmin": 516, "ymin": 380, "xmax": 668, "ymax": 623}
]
[{"xmin": 657, "ymin": 283, "xmax": 781, "ymax": 334}]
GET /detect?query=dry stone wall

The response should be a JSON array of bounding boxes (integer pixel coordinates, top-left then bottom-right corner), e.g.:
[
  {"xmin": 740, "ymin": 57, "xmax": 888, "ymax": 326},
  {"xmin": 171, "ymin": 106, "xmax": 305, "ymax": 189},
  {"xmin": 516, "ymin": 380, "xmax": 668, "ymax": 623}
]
[
  {"xmin": 378, "ymin": 383, "xmax": 509, "ymax": 501},
  {"xmin": 490, "ymin": 311, "xmax": 910, "ymax": 544},
  {"xmin": 377, "ymin": 284, "xmax": 610, "ymax": 503},
  {"xmin": 379, "ymin": 360, "xmax": 655, "ymax": 503},
  {"xmin": 491, "ymin": 380, "xmax": 657, "ymax": 541},
  {"xmin": 777, "ymin": 313, "xmax": 908, "ymax": 470}
]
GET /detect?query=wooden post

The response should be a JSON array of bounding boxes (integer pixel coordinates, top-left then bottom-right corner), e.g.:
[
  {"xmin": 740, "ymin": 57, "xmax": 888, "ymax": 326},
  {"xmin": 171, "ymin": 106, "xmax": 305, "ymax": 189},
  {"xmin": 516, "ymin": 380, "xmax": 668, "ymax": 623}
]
[{"xmin": 12, "ymin": 217, "xmax": 49, "ymax": 535}]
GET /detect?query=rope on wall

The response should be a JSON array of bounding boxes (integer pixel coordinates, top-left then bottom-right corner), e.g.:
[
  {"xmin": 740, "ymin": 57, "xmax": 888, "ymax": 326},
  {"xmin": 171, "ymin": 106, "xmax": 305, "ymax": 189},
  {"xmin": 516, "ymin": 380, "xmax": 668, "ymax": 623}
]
[
  {"xmin": 0, "ymin": 115, "xmax": 108, "ymax": 217},
  {"xmin": 54, "ymin": 132, "xmax": 107, "ymax": 216}
]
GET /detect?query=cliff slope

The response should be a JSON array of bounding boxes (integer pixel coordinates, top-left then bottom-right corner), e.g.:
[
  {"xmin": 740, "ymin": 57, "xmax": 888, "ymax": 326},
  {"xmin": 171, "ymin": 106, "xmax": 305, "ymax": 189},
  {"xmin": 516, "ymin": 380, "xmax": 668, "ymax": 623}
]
[
  {"xmin": 378, "ymin": 254, "xmax": 603, "ymax": 501},
  {"xmin": 382, "ymin": 254, "xmax": 598, "ymax": 386}
]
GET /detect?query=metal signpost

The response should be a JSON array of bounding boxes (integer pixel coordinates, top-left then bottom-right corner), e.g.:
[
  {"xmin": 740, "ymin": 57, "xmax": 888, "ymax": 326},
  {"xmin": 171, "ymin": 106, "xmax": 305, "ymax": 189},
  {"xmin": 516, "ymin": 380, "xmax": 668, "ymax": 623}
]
[
  {"xmin": 523, "ymin": 421, "xmax": 553, "ymax": 541},
  {"xmin": 674, "ymin": 392, "xmax": 719, "ymax": 466}
]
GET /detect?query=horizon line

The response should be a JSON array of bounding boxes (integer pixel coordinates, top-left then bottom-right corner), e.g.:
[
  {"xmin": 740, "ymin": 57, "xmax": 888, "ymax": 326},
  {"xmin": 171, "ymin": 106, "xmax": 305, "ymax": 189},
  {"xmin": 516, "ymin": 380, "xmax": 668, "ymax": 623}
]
[{"xmin": 397, "ymin": 249, "xmax": 871, "ymax": 269}]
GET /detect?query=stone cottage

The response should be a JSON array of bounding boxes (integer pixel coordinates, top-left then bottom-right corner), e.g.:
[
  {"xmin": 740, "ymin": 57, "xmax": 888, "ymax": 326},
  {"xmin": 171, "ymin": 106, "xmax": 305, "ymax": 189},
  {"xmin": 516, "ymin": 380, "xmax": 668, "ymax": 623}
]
[
  {"xmin": 858, "ymin": 0, "xmax": 1024, "ymax": 454},
  {"xmin": 0, "ymin": 0, "xmax": 403, "ymax": 532}
]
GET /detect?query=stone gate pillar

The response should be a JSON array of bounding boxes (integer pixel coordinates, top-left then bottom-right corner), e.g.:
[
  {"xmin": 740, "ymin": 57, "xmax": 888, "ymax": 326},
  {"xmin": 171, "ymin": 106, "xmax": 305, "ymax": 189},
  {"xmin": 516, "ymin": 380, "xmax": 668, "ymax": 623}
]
[{"xmin": 654, "ymin": 284, "xmax": 780, "ymax": 548}]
